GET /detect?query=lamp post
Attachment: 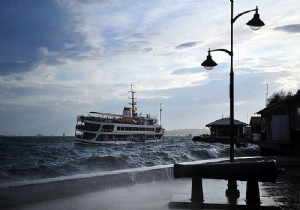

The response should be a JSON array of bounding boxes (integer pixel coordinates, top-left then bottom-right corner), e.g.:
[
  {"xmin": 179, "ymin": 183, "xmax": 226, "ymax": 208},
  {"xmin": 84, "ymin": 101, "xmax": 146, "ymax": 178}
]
[{"xmin": 201, "ymin": 0, "xmax": 264, "ymax": 199}]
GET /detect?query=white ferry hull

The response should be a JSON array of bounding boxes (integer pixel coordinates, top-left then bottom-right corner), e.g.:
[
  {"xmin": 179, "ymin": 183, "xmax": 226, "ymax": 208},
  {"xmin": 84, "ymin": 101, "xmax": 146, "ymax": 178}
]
[
  {"xmin": 74, "ymin": 137, "xmax": 161, "ymax": 144},
  {"xmin": 74, "ymin": 86, "xmax": 165, "ymax": 144}
]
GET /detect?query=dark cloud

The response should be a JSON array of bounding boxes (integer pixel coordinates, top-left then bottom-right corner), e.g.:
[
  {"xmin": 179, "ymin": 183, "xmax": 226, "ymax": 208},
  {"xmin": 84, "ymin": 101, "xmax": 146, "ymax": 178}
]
[
  {"xmin": 175, "ymin": 41, "xmax": 200, "ymax": 49},
  {"xmin": 3, "ymin": 74, "xmax": 25, "ymax": 82},
  {"xmin": 0, "ymin": 60, "xmax": 40, "ymax": 75},
  {"xmin": 172, "ymin": 67, "xmax": 202, "ymax": 75},
  {"xmin": 274, "ymin": 24, "xmax": 300, "ymax": 33},
  {"xmin": 131, "ymin": 33, "xmax": 148, "ymax": 39},
  {"xmin": 0, "ymin": 0, "xmax": 83, "ymax": 75},
  {"xmin": 142, "ymin": 47, "xmax": 153, "ymax": 53}
]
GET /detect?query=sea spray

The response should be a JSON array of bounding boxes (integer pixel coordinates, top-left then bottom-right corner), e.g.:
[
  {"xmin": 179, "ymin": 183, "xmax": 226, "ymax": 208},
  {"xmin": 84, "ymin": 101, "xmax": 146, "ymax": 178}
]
[{"xmin": 0, "ymin": 136, "xmax": 260, "ymax": 184}]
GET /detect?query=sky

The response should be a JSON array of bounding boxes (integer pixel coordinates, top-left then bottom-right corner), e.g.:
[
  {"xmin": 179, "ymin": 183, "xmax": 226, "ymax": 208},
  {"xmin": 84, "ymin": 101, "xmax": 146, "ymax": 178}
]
[{"xmin": 0, "ymin": 0, "xmax": 300, "ymax": 136}]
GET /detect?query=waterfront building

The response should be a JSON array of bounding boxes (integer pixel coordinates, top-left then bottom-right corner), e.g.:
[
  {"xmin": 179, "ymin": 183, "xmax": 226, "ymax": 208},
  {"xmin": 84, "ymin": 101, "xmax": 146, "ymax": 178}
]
[
  {"xmin": 257, "ymin": 93, "xmax": 300, "ymax": 155},
  {"xmin": 205, "ymin": 117, "xmax": 247, "ymax": 140}
]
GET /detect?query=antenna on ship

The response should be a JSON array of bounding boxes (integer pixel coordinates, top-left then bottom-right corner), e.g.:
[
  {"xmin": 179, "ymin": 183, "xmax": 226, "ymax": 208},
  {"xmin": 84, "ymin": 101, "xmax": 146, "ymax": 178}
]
[
  {"xmin": 129, "ymin": 84, "xmax": 137, "ymax": 117},
  {"xmin": 160, "ymin": 103, "xmax": 162, "ymax": 125}
]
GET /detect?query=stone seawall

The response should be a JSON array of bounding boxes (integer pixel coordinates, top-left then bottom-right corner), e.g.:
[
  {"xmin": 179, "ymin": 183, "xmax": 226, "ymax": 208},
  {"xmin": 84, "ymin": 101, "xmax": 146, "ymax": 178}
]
[{"xmin": 0, "ymin": 164, "xmax": 174, "ymax": 207}]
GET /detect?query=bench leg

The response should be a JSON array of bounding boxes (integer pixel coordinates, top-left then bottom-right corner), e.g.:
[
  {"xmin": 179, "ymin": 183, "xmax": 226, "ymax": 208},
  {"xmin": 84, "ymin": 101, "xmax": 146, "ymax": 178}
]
[
  {"xmin": 246, "ymin": 180, "xmax": 260, "ymax": 206},
  {"xmin": 226, "ymin": 179, "xmax": 240, "ymax": 199},
  {"xmin": 191, "ymin": 177, "xmax": 204, "ymax": 203}
]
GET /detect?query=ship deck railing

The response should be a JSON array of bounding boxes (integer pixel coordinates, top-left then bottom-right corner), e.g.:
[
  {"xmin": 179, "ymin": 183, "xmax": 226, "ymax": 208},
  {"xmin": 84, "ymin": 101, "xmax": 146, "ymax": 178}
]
[{"xmin": 78, "ymin": 113, "xmax": 159, "ymax": 125}]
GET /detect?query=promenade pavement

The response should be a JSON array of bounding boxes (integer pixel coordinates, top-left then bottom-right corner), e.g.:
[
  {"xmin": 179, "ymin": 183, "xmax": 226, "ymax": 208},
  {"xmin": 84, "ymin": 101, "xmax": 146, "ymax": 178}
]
[{"xmin": 2, "ymin": 156, "xmax": 299, "ymax": 210}]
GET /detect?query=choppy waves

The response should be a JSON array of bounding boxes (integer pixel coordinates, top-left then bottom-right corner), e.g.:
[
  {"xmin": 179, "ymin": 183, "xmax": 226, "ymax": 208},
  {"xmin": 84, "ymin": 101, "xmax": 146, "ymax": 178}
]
[{"xmin": 0, "ymin": 136, "xmax": 260, "ymax": 183}]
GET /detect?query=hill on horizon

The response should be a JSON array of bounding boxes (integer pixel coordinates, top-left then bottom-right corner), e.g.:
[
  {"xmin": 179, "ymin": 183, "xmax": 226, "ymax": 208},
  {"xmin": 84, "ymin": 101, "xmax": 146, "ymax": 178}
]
[{"xmin": 164, "ymin": 128, "xmax": 209, "ymax": 136}]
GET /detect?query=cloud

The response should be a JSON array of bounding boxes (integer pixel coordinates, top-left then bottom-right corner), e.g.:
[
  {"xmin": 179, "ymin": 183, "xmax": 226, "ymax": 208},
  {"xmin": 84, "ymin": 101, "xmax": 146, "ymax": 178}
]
[
  {"xmin": 175, "ymin": 41, "xmax": 200, "ymax": 49},
  {"xmin": 0, "ymin": 60, "xmax": 39, "ymax": 75},
  {"xmin": 0, "ymin": 1, "xmax": 84, "ymax": 75},
  {"xmin": 274, "ymin": 24, "xmax": 300, "ymax": 33},
  {"xmin": 1, "ymin": 0, "xmax": 300, "ymax": 135},
  {"xmin": 172, "ymin": 67, "xmax": 202, "ymax": 75}
]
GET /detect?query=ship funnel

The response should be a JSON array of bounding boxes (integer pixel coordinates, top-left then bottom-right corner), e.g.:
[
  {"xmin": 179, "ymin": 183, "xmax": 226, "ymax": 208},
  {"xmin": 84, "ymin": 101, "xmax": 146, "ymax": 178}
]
[{"xmin": 123, "ymin": 107, "xmax": 132, "ymax": 117}]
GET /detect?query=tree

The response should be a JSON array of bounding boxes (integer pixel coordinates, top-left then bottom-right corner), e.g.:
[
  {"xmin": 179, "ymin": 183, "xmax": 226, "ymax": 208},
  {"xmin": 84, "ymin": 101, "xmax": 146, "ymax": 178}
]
[{"xmin": 266, "ymin": 90, "xmax": 293, "ymax": 107}]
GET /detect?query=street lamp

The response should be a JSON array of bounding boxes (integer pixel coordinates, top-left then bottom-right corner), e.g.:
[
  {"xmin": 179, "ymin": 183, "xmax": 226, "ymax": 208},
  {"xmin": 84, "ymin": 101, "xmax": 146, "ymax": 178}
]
[
  {"xmin": 201, "ymin": 1, "xmax": 264, "ymax": 199},
  {"xmin": 247, "ymin": 6, "xmax": 265, "ymax": 31}
]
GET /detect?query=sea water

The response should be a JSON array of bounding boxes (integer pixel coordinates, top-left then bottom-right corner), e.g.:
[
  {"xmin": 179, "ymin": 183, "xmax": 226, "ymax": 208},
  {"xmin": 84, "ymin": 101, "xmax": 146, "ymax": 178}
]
[{"xmin": 0, "ymin": 136, "xmax": 260, "ymax": 184}]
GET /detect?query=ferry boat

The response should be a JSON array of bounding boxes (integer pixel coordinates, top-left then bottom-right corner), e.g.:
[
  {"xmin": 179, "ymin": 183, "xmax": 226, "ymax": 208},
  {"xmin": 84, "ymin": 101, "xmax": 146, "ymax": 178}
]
[{"xmin": 75, "ymin": 86, "xmax": 165, "ymax": 144}]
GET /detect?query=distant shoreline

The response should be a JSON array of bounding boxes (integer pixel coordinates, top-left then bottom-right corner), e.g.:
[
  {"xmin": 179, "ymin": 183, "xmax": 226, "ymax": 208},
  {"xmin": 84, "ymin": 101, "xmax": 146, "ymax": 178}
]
[
  {"xmin": 1, "ymin": 129, "xmax": 210, "ymax": 138},
  {"xmin": 0, "ymin": 135, "xmax": 73, "ymax": 138}
]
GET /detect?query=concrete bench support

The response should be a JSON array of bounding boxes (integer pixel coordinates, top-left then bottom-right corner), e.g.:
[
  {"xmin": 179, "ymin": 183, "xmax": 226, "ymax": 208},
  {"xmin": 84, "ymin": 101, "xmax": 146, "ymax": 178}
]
[
  {"xmin": 190, "ymin": 175, "xmax": 263, "ymax": 206},
  {"xmin": 246, "ymin": 180, "xmax": 260, "ymax": 206},
  {"xmin": 191, "ymin": 177, "xmax": 204, "ymax": 203}
]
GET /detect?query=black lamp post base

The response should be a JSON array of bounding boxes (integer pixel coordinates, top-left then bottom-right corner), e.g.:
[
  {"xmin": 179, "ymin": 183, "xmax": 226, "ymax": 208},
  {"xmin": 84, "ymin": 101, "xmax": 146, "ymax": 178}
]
[{"xmin": 226, "ymin": 180, "xmax": 240, "ymax": 199}]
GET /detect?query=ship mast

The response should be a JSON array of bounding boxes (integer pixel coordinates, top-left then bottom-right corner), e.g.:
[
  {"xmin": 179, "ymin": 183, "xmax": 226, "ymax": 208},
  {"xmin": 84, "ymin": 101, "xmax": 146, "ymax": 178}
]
[
  {"xmin": 160, "ymin": 103, "xmax": 162, "ymax": 125},
  {"xmin": 128, "ymin": 84, "xmax": 137, "ymax": 117}
]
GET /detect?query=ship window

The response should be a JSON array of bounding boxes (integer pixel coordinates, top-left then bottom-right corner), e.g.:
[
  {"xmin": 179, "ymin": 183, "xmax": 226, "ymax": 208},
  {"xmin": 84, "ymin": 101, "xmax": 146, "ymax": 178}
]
[
  {"xmin": 83, "ymin": 123, "xmax": 101, "ymax": 131},
  {"xmin": 117, "ymin": 126, "xmax": 120, "ymax": 130},
  {"xmin": 83, "ymin": 132, "xmax": 96, "ymax": 140},
  {"xmin": 96, "ymin": 135, "xmax": 104, "ymax": 141},
  {"xmin": 101, "ymin": 125, "xmax": 114, "ymax": 132}
]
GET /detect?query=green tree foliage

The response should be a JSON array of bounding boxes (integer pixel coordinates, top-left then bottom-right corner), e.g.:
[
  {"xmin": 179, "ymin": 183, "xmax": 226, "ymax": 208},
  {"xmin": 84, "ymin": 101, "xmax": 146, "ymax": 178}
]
[{"xmin": 266, "ymin": 90, "xmax": 293, "ymax": 107}]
